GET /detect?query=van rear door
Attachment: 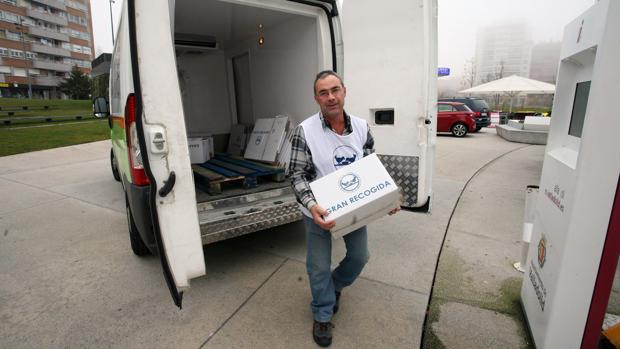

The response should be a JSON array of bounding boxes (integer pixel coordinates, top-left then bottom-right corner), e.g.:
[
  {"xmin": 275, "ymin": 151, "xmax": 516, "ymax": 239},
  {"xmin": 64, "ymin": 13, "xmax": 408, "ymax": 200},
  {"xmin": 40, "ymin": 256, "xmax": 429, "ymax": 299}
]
[
  {"xmin": 131, "ymin": 0, "xmax": 205, "ymax": 308},
  {"xmin": 338, "ymin": 0, "xmax": 437, "ymax": 210}
]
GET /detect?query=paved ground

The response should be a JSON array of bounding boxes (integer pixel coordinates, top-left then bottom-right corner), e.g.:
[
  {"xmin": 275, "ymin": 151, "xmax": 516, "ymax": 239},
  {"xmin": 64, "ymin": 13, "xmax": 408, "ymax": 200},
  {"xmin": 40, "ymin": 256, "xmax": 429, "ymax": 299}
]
[{"xmin": 0, "ymin": 129, "xmax": 543, "ymax": 348}]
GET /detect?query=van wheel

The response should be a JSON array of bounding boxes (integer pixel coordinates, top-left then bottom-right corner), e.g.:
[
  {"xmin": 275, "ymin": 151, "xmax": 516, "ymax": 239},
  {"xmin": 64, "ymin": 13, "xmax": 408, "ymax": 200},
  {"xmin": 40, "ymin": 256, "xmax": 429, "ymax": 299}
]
[
  {"xmin": 110, "ymin": 149, "xmax": 121, "ymax": 182},
  {"xmin": 126, "ymin": 197, "xmax": 151, "ymax": 256},
  {"xmin": 451, "ymin": 122, "xmax": 468, "ymax": 137}
]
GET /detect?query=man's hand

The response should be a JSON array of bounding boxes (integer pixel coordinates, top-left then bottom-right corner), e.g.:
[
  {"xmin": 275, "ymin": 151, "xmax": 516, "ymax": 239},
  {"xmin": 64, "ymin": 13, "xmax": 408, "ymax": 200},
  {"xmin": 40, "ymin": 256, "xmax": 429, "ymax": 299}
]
[
  {"xmin": 388, "ymin": 204, "xmax": 401, "ymax": 216},
  {"xmin": 310, "ymin": 204, "xmax": 336, "ymax": 231}
]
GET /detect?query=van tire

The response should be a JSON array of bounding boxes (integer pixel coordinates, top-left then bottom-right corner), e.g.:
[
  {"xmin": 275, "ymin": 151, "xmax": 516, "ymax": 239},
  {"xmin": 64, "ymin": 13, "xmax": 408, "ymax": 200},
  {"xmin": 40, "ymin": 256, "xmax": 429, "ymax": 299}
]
[
  {"xmin": 111, "ymin": 149, "xmax": 121, "ymax": 182},
  {"xmin": 126, "ymin": 197, "xmax": 151, "ymax": 256},
  {"xmin": 451, "ymin": 122, "xmax": 468, "ymax": 137}
]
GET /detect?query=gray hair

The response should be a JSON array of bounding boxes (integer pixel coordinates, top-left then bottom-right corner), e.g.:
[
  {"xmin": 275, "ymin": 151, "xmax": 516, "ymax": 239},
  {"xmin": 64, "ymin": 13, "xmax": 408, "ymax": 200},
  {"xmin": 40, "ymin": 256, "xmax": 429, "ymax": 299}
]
[{"xmin": 313, "ymin": 70, "xmax": 344, "ymax": 95}]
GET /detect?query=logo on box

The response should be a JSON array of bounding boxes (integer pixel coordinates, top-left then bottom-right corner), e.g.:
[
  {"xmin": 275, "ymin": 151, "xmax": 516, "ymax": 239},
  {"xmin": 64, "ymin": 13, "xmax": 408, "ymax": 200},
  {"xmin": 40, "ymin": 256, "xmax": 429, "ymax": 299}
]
[{"xmin": 339, "ymin": 173, "xmax": 360, "ymax": 192}]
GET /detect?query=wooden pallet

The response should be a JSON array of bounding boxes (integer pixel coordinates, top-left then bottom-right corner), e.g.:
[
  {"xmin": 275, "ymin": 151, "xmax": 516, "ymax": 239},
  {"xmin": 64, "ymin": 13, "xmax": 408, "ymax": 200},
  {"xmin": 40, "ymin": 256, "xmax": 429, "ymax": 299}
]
[
  {"xmin": 192, "ymin": 155, "xmax": 285, "ymax": 195},
  {"xmin": 192, "ymin": 165, "xmax": 244, "ymax": 195}
]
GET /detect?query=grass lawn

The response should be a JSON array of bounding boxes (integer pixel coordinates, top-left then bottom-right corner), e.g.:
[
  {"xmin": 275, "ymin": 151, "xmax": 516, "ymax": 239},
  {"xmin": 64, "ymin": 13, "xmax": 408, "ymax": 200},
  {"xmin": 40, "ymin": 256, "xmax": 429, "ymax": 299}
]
[
  {"xmin": 0, "ymin": 98, "xmax": 92, "ymax": 118},
  {"xmin": 0, "ymin": 119, "xmax": 110, "ymax": 157}
]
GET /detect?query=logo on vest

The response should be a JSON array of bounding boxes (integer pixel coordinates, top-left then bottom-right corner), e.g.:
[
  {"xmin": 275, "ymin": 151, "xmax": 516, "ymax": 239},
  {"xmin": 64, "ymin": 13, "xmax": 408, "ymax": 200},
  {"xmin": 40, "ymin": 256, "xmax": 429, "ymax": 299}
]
[
  {"xmin": 339, "ymin": 173, "xmax": 360, "ymax": 192},
  {"xmin": 333, "ymin": 145, "xmax": 357, "ymax": 168}
]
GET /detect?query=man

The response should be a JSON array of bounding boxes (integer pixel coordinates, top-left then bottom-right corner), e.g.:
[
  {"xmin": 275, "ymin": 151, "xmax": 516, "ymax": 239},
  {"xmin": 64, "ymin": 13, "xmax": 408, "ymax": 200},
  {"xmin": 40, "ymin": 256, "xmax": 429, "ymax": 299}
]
[{"xmin": 290, "ymin": 70, "xmax": 399, "ymax": 347}]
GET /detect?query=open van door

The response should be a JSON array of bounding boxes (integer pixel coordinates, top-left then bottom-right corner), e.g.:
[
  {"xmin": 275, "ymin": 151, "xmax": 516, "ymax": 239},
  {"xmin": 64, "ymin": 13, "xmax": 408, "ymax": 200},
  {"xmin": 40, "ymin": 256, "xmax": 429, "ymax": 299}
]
[
  {"xmin": 338, "ymin": 0, "xmax": 437, "ymax": 210},
  {"xmin": 130, "ymin": 0, "xmax": 206, "ymax": 308}
]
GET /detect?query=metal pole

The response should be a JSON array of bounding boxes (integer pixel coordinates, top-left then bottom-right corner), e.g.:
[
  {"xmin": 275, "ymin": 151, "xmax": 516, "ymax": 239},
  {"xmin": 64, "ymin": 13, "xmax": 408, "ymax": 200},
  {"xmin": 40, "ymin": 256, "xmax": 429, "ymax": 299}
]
[
  {"xmin": 17, "ymin": 22, "xmax": 32, "ymax": 99},
  {"xmin": 109, "ymin": 0, "xmax": 115, "ymax": 45}
]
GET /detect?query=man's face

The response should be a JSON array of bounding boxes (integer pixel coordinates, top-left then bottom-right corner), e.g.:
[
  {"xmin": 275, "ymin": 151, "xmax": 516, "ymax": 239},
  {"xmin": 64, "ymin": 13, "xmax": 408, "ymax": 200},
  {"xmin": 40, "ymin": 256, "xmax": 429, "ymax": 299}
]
[{"xmin": 314, "ymin": 75, "xmax": 346, "ymax": 120}]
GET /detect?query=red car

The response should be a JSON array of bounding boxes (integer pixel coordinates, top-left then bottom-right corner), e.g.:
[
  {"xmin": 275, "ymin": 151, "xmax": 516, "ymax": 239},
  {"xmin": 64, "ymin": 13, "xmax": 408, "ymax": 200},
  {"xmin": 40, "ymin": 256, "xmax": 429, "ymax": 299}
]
[{"xmin": 437, "ymin": 102, "xmax": 477, "ymax": 137}]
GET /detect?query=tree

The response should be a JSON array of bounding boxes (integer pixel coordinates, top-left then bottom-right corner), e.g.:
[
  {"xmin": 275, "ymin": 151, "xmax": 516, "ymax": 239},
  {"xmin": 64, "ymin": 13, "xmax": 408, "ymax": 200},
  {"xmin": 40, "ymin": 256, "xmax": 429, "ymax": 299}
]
[
  {"xmin": 91, "ymin": 74, "xmax": 109, "ymax": 99},
  {"xmin": 461, "ymin": 58, "xmax": 477, "ymax": 89},
  {"xmin": 58, "ymin": 65, "xmax": 92, "ymax": 100}
]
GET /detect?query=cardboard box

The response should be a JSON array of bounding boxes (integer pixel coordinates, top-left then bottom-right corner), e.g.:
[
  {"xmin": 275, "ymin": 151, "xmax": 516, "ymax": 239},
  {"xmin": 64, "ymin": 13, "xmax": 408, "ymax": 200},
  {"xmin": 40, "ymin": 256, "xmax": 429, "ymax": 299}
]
[
  {"xmin": 227, "ymin": 124, "xmax": 249, "ymax": 156},
  {"xmin": 244, "ymin": 118, "xmax": 274, "ymax": 161},
  {"xmin": 262, "ymin": 116, "xmax": 289, "ymax": 162},
  {"xmin": 309, "ymin": 153, "xmax": 400, "ymax": 239},
  {"xmin": 188, "ymin": 137, "xmax": 212, "ymax": 164}
]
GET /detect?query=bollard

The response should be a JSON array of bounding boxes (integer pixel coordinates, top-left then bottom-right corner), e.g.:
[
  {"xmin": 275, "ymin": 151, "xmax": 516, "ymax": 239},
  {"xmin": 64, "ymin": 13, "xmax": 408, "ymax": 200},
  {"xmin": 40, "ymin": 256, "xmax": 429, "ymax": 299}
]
[{"xmin": 514, "ymin": 185, "xmax": 539, "ymax": 272}]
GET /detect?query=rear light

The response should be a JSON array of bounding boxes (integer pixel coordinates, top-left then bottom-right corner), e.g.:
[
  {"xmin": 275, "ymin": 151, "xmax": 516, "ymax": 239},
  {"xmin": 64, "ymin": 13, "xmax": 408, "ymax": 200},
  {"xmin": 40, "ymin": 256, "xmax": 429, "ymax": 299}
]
[{"xmin": 124, "ymin": 93, "xmax": 150, "ymax": 186}]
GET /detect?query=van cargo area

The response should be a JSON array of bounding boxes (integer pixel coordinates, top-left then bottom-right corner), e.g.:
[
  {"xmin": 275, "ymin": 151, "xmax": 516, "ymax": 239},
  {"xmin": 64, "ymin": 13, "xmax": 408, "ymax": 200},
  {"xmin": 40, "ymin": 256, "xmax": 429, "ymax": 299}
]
[{"xmin": 173, "ymin": 0, "xmax": 331, "ymax": 244}]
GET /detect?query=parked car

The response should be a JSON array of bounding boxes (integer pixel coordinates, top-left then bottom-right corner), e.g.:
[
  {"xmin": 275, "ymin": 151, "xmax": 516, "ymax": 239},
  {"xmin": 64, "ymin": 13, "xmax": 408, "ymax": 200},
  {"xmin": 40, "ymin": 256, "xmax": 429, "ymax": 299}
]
[
  {"xmin": 437, "ymin": 102, "xmax": 477, "ymax": 137},
  {"xmin": 438, "ymin": 97, "xmax": 491, "ymax": 131}
]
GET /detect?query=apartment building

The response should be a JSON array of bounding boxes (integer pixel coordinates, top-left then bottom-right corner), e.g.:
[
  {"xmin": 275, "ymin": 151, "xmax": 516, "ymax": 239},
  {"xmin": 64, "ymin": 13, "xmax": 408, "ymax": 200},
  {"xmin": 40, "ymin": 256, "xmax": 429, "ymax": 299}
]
[
  {"xmin": 0, "ymin": 0, "xmax": 94, "ymax": 99},
  {"xmin": 474, "ymin": 21, "xmax": 533, "ymax": 85}
]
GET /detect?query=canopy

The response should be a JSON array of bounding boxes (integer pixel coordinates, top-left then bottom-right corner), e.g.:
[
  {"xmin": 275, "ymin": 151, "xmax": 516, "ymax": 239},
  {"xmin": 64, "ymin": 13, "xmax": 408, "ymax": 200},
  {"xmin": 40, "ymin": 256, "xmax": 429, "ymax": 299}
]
[
  {"xmin": 459, "ymin": 75, "xmax": 556, "ymax": 94},
  {"xmin": 459, "ymin": 75, "xmax": 556, "ymax": 112}
]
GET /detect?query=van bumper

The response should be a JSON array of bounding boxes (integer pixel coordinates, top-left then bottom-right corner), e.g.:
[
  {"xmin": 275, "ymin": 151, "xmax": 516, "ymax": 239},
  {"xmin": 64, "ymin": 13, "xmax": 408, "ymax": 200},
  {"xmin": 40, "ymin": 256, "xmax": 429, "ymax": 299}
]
[{"xmin": 126, "ymin": 183, "xmax": 157, "ymax": 254}]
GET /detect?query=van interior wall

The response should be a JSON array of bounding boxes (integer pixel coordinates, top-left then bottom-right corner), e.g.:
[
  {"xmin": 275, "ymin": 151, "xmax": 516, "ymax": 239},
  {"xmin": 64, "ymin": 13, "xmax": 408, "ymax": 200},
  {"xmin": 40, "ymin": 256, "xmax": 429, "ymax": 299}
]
[
  {"xmin": 176, "ymin": 51, "xmax": 231, "ymax": 140},
  {"xmin": 226, "ymin": 16, "xmax": 320, "ymax": 127},
  {"xmin": 177, "ymin": 17, "xmax": 320, "ymax": 137}
]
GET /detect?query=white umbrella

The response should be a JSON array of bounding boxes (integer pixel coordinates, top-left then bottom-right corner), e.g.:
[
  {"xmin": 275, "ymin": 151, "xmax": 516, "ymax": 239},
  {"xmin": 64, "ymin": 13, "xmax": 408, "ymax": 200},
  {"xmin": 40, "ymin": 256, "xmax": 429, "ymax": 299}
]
[{"xmin": 459, "ymin": 75, "xmax": 556, "ymax": 112}]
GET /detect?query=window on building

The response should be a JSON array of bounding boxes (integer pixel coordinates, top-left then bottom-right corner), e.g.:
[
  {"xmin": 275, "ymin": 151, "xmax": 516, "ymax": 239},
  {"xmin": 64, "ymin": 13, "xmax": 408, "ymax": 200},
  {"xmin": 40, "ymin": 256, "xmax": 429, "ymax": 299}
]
[
  {"xmin": 83, "ymin": 46, "xmax": 91, "ymax": 55},
  {"xmin": 61, "ymin": 42, "xmax": 71, "ymax": 50},
  {"xmin": 1, "ymin": 11, "xmax": 20, "ymax": 23},
  {"xmin": 21, "ymin": 17, "xmax": 35, "ymax": 26},
  {"xmin": 6, "ymin": 31, "xmax": 21, "ymax": 41},
  {"xmin": 0, "ymin": 66, "xmax": 11, "ymax": 74},
  {"xmin": 0, "ymin": 47, "xmax": 8, "ymax": 56},
  {"xmin": 13, "ymin": 68, "xmax": 26, "ymax": 77},
  {"xmin": 9, "ymin": 49, "xmax": 24, "ymax": 58},
  {"xmin": 72, "ymin": 44, "xmax": 82, "ymax": 53}
]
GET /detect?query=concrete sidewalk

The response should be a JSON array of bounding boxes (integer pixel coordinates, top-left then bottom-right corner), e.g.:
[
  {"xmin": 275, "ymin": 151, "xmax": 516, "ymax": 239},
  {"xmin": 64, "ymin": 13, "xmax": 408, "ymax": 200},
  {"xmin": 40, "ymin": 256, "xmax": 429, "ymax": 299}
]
[{"xmin": 0, "ymin": 129, "xmax": 543, "ymax": 348}]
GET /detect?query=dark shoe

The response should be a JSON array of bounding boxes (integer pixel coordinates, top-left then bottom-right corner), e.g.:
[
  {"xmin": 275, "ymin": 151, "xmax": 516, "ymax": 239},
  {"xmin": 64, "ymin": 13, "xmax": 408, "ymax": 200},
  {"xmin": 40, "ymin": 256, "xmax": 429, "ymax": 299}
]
[
  {"xmin": 313, "ymin": 321, "xmax": 333, "ymax": 347},
  {"xmin": 333, "ymin": 291, "xmax": 341, "ymax": 314}
]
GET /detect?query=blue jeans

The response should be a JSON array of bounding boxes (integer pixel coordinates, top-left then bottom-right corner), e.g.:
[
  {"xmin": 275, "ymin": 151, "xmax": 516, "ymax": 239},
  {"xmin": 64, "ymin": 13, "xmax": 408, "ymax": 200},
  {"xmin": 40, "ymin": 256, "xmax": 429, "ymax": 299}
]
[{"xmin": 303, "ymin": 215, "xmax": 370, "ymax": 322}]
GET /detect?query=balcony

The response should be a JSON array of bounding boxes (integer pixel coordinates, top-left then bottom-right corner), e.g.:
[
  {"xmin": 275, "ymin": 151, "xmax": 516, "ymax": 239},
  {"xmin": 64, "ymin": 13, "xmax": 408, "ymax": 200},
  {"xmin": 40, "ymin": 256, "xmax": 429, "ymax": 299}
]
[
  {"xmin": 28, "ymin": 26, "xmax": 69, "ymax": 42},
  {"xmin": 33, "ymin": 0, "xmax": 66, "ymax": 11},
  {"xmin": 31, "ymin": 43, "xmax": 71, "ymax": 58},
  {"xmin": 35, "ymin": 76, "xmax": 63, "ymax": 86},
  {"xmin": 32, "ymin": 60, "xmax": 71, "ymax": 72},
  {"xmin": 26, "ymin": 9, "xmax": 68, "ymax": 26}
]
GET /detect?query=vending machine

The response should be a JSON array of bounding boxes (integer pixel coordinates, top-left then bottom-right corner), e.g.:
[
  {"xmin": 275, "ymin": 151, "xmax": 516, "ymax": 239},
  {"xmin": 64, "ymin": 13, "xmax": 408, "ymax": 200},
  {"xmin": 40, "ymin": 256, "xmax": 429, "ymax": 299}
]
[{"xmin": 521, "ymin": 0, "xmax": 620, "ymax": 348}]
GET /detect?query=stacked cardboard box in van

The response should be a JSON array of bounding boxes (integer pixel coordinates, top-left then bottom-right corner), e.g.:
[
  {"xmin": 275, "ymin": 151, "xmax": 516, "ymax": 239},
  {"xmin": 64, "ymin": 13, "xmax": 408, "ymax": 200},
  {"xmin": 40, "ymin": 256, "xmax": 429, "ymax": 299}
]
[
  {"xmin": 188, "ymin": 136, "xmax": 214, "ymax": 164},
  {"xmin": 244, "ymin": 116, "xmax": 294, "ymax": 169},
  {"xmin": 227, "ymin": 124, "xmax": 251, "ymax": 156}
]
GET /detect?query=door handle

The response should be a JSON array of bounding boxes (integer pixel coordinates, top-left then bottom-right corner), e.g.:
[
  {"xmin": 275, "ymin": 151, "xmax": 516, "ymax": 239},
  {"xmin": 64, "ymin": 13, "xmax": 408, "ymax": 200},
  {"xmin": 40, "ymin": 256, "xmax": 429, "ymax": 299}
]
[{"xmin": 159, "ymin": 171, "xmax": 176, "ymax": 197}]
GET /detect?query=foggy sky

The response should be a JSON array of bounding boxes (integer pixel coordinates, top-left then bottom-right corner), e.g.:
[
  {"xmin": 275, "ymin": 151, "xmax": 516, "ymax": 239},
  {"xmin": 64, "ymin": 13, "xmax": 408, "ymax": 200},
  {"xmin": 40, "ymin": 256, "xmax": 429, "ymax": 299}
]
[
  {"xmin": 91, "ymin": 0, "xmax": 595, "ymax": 78},
  {"xmin": 438, "ymin": 0, "xmax": 594, "ymax": 77}
]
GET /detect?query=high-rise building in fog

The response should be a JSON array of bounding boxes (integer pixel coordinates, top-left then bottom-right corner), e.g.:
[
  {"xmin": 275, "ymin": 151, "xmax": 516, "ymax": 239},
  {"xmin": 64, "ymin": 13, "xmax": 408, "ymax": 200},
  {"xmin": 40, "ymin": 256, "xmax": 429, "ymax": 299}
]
[
  {"xmin": 474, "ymin": 21, "xmax": 533, "ymax": 85},
  {"xmin": 0, "ymin": 0, "xmax": 94, "ymax": 99}
]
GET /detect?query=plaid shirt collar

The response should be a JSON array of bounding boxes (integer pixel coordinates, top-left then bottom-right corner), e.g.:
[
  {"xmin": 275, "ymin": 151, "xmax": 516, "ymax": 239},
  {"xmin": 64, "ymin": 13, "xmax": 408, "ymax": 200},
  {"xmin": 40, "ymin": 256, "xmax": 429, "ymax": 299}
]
[{"xmin": 319, "ymin": 111, "xmax": 353, "ymax": 135}]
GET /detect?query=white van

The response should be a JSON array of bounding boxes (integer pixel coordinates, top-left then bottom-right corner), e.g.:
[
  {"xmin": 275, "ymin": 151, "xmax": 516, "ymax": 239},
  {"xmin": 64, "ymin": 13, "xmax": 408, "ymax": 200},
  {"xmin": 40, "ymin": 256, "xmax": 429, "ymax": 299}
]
[{"xmin": 94, "ymin": 0, "xmax": 437, "ymax": 308}]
